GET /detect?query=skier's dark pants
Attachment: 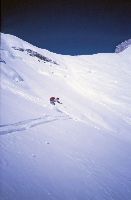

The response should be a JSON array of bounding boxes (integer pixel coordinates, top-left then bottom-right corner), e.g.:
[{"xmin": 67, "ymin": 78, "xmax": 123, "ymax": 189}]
[{"xmin": 50, "ymin": 101, "xmax": 55, "ymax": 105}]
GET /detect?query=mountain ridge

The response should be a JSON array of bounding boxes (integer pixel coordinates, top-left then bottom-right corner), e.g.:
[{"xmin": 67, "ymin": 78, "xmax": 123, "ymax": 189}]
[{"xmin": 1, "ymin": 32, "xmax": 131, "ymax": 56}]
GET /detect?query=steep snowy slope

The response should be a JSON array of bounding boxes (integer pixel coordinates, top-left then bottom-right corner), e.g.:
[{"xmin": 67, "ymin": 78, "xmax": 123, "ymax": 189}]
[{"xmin": 0, "ymin": 33, "xmax": 131, "ymax": 200}]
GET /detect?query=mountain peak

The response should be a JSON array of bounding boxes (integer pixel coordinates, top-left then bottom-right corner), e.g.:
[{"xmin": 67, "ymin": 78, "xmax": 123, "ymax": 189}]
[{"xmin": 115, "ymin": 38, "xmax": 131, "ymax": 53}]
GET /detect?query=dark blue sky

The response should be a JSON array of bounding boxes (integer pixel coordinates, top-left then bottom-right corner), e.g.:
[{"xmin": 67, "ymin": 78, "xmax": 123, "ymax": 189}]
[{"xmin": 1, "ymin": 0, "xmax": 131, "ymax": 55}]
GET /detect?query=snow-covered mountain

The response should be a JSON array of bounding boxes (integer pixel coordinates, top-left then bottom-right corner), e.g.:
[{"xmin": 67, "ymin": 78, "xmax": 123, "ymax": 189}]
[
  {"xmin": 0, "ymin": 33, "xmax": 131, "ymax": 200},
  {"xmin": 115, "ymin": 38, "xmax": 131, "ymax": 53}
]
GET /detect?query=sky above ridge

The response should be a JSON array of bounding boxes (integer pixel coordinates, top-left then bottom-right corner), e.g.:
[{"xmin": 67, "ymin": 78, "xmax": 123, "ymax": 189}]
[{"xmin": 1, "ymin": 0, "xmax": 131, "ymax": 55}]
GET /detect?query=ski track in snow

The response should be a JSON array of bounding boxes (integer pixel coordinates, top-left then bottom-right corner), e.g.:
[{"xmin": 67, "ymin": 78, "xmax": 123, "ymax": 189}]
[{"xmin": 0, "ymin": 115, "xmax": 71, "ymax": 135}]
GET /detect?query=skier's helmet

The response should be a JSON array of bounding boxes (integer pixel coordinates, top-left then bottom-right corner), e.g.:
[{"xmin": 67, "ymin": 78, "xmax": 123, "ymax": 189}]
[{"xmin": 50, "ymin": 97, "xmax": 55, "ymax": 101}]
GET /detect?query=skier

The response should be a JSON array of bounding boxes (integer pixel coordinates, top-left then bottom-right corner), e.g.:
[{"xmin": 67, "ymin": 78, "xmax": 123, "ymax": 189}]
[{"xmin": 50, "ymin": 97, "xmax": 62, "ymax": 105}]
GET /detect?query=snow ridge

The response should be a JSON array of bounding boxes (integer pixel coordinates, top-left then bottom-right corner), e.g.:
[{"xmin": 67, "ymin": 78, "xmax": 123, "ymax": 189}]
[{"xmin": 115, "ymin": 38, "xmax": 131, "ymax": 53}]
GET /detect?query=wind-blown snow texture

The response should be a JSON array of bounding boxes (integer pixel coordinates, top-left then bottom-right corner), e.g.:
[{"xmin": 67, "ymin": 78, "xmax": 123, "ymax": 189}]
[{"xmin": 0, "ymin": 33, "xmax": 131, "ymax": 200}]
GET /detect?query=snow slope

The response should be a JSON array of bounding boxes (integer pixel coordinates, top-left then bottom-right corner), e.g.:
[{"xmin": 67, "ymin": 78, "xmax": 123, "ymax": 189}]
[{"xmin": 0, "ymin": 33, "xmax": 131, "ymax": 200}]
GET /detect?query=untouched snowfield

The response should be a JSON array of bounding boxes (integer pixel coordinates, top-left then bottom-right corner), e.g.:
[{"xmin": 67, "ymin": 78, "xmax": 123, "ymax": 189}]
[{"xmin": 0, "ymin": 33, "xmax": 131, "ymax": 200}]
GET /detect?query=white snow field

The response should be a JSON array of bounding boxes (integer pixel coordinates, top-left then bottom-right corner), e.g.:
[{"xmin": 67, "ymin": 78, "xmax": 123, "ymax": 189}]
[{"xmin": 0, "ymin": 33, "xmax": 131, "ymax": 200}]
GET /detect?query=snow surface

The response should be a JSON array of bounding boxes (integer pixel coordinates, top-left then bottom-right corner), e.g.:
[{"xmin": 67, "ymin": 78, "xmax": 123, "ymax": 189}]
[{"xmin": 0, "ymin": 33, "xmax": 131, "ymax": 200}]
